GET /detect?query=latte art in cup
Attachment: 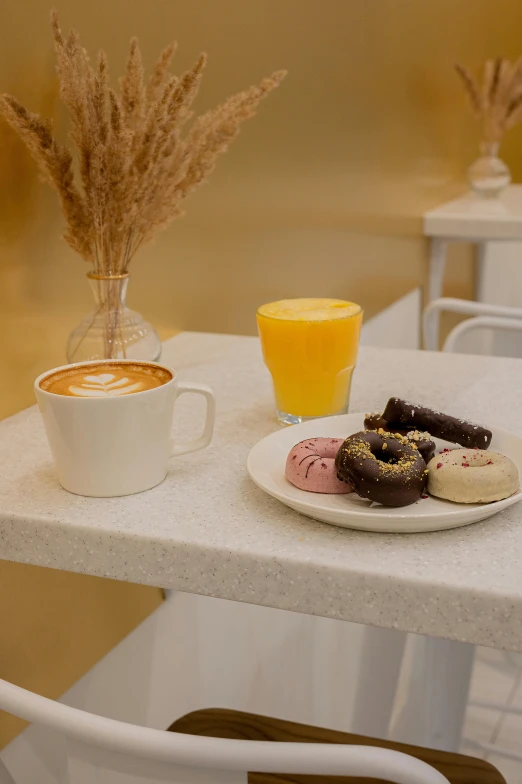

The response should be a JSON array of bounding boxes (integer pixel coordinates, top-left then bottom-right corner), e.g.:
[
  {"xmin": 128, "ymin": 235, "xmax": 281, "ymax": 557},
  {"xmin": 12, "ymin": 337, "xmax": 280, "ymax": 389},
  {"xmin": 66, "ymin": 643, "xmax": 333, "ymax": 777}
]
[
  {"xmin": 39, "ymin": 361, "xmax": 172, "ymax": 398},
  {"xmin": 35, "ymin": 358, "xmax": 215, "ymax": 496}
]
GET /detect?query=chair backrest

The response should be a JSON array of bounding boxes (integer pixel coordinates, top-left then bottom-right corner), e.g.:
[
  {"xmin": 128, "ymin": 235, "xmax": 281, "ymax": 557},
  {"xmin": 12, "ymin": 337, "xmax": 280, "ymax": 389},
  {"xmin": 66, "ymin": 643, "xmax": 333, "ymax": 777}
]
[
  {"xmin": 423, "ymin": 297, "xmax": 522, "ymax": 352},
  {"xmin": 442, "ymin": 315, "xmax": 522, "ymax": 353},
  {"xmin": 0, "ymin": 678, "xmax": 449, "ymax": 784}
]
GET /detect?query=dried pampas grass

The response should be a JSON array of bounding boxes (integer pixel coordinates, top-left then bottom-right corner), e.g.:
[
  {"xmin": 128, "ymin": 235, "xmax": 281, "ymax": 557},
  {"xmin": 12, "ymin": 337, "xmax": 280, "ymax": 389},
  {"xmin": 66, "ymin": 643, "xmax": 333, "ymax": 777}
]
[
  {"xmin": 0, "ymin": 11, "xmax": 286, "ymax": 274},
  {"xmin": 455, "ymin": 57, "xmax": 522, "ymax": 145}
]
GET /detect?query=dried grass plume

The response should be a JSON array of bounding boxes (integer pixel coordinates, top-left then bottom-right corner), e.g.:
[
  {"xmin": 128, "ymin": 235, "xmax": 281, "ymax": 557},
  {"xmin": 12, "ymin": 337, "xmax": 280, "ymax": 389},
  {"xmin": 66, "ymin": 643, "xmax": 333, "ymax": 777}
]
[
  {"xmin": 0, "ymin": 11, "xmax": 286, "ymax": 274},
  {"xmin": 455, "ymin": 57, "xmax": 522, "ymax": 146}
]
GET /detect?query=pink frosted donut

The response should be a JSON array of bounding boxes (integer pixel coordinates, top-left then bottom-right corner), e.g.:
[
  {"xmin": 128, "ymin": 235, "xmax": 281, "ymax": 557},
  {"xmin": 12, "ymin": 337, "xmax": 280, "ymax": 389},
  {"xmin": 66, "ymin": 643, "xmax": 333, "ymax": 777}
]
[{"xmin": 285, "ymin": 438, "xmax": 353, "ymax": 494}]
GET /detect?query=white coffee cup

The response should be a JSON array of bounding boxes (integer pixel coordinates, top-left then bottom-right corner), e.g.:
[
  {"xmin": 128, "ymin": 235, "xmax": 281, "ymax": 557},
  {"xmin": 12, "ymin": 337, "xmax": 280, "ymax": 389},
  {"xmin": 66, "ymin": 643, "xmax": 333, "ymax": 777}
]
[{"xmin": 34, "ymin": 359, "xmax": 215, "ymax": 497}]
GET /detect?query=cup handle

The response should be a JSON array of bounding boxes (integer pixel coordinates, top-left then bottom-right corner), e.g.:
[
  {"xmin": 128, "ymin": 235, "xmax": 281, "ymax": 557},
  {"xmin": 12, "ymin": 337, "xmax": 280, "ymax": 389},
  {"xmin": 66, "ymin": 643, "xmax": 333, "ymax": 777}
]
[{"xmin": 170, "ymin": 382, "xmax": 216, "ymax": 457}]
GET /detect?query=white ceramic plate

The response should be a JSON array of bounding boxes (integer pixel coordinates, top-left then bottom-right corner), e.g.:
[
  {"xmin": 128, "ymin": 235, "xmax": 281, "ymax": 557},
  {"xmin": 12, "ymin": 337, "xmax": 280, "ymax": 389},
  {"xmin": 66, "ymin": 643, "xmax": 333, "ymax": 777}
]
[{"xmin": 247, "ymin": 413, "xmax": 522, "ymax": 533}]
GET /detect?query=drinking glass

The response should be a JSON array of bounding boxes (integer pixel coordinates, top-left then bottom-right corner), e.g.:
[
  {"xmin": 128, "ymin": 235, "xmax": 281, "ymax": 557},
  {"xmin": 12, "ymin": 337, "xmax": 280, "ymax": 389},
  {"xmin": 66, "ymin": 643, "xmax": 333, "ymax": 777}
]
[{"xmin": 257, "ymin": 298, "xmax": 363, "ymax": 426}]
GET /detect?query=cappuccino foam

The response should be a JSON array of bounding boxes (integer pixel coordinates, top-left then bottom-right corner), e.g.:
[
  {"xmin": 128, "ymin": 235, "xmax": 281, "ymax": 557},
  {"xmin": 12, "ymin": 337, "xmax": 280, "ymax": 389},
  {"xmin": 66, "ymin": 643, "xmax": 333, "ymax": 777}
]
[{"xmin": 40, "ymin": 362, "xmax": 172, "ymax": 398}]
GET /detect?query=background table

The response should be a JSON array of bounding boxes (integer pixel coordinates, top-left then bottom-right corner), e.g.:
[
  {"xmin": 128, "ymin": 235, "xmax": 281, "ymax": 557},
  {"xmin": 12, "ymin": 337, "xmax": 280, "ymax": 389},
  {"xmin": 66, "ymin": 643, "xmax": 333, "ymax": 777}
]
[
  {"xmin": 424, "ymin": 185, "xmax": 522, "ymax": 304},
  {"xmin": 0, "ymin": 331, "xmax": 521, "ymax": 654}
]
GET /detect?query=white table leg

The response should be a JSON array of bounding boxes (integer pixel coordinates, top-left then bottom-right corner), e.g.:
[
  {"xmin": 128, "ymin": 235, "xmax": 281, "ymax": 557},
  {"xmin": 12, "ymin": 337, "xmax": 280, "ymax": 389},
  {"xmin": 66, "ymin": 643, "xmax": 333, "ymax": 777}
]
[
  {"xmin": 475, "ymin": 242, "xmax": 487, "ymax": 301},
  {"xmin": 427, "ymin": 239, "xmax": 449, "ymax": 351},
  {"xmin": 351, "ymin": 627, "xmax": 407, "ymax": 739},
  {"xmin": 392, "ymin": 637, "xmax": 475, "ymax": 752},
  {"xmin": 428, "ymin": 238, "xmax": 448, "ymax": 303}
]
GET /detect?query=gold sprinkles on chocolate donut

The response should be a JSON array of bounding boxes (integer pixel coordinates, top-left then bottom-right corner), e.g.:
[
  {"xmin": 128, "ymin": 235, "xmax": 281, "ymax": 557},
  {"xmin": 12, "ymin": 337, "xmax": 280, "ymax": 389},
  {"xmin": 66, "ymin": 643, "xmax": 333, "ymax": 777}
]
[
  {"xmin": 335, "ymin": 430, "xmax": 427, "ymax": 506},
  {"xmin": 363, "ymin": 413, "xmax": 436, "ymax": 464}
]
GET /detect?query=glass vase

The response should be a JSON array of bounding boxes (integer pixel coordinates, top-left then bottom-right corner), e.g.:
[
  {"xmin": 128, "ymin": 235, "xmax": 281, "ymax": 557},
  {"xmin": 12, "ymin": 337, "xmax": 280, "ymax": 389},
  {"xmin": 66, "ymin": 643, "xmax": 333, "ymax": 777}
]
[
  {"xmin": 468, "ymin": 142, "xmax": 511, "ymax": 198},
  {"xmin": 66, "ymin": 273, "xmax": 162, "ymax": 364}
]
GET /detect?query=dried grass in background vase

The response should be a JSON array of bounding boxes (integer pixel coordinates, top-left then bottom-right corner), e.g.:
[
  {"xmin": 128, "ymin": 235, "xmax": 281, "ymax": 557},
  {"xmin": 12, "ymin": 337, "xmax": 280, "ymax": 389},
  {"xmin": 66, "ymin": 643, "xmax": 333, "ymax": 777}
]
[
  {"xmin": 455, "ymin": 58, "xmax": 522, "ymax": 197},
  {"xmin": 0, "ymin": 11, "xmax": 286, "ymax": 361}
]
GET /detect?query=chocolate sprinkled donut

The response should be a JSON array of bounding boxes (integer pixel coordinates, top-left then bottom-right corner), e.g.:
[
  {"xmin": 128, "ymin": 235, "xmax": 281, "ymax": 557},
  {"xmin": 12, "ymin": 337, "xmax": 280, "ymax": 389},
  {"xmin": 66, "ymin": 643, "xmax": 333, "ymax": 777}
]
[
  {"xmin": 382, "ymin": 398, "xmax": 492, "ymax": 449},
  {"xmin": 364, "ymin": 413, "xmax": 411, "ymax": 434},
  {"xmin": 364, "ymin": 414, "xmax": 436, "ymax": 464},
  {"xmin": 404, "ymin": 430, "xmax": 436, "ymax": 465},
  {"xmin": 335, "ymin": 430, "xmax": 428, "ymax": 507}
]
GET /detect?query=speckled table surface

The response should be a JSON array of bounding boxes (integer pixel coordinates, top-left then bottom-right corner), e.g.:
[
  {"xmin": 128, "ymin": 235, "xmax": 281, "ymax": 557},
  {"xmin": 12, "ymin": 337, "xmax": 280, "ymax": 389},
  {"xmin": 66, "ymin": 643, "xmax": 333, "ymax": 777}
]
[{"xmin": 1, "ymin": 332, "xmax": 522, "ymax": 651}]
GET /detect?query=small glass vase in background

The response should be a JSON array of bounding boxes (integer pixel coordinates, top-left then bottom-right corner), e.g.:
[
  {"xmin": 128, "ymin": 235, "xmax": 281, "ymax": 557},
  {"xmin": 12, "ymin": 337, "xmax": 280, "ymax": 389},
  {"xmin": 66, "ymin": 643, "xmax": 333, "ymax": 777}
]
[
  {"xmin": 468, "ymin": 141, "xmax": 511, "ymax": 198},
  {"xmin": 66, "ymin": 273, "xmax": 161, "ymax": 364}
]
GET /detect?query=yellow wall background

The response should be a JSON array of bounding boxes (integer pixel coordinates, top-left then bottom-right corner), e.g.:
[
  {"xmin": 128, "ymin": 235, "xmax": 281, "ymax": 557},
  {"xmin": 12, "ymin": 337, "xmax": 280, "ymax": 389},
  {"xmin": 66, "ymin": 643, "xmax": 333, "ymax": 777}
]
[
  {"xmin": 2, "ymin": 0, "xmax": 522, "ymax": 748},
  {"xmin": 3, "ymin": 0, "xmax": 522, "ymax": 403}
]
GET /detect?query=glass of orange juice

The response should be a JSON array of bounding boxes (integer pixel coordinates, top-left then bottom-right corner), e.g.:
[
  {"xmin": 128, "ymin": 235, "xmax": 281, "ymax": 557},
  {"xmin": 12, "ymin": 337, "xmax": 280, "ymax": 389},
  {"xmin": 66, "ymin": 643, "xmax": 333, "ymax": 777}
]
[{"xmin": 257, "ymin": 298, "xmax": 363, "ymax": 425}]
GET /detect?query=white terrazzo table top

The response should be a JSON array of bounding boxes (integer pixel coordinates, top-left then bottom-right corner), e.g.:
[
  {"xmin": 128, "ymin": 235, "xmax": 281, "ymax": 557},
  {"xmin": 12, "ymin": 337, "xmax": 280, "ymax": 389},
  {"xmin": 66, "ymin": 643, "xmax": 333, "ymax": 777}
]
[{"xmin": 2, "ymin": 333, "xmax": 522, "ymax": 651}]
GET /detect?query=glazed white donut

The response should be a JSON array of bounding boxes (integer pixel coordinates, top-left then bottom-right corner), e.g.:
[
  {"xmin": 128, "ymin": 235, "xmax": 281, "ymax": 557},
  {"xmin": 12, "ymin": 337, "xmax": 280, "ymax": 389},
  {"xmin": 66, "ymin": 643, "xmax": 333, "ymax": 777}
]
[{"xmin": 427, "ymin": 448, "xmax": 519, "ymax": 503}]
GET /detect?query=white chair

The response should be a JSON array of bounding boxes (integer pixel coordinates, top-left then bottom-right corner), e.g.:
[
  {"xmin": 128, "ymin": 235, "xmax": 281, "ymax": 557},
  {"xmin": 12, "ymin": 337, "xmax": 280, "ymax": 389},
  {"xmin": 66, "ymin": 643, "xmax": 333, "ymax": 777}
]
[
  {"xmin": 422, "ymin": 296, "xmax": 522, "ymax": 765},
  {"xmin": 423, "ymin": 297, "xmax": 522, "ymax": 352},
  {"xmin": 0, "ymin": 678, "xmax": 451, "ymax": 784}
]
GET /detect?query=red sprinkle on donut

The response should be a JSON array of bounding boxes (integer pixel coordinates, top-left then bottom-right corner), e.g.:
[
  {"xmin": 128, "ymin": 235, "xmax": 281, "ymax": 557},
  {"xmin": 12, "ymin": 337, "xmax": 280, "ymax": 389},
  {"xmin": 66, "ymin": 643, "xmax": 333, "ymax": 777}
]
[
  {"xmin": 462, "ymin": 463, "xmax": 469, "ymax": 467},
  {"xmin": 437, "ymin": 462, "xmax": 443, "ymax": 469}
]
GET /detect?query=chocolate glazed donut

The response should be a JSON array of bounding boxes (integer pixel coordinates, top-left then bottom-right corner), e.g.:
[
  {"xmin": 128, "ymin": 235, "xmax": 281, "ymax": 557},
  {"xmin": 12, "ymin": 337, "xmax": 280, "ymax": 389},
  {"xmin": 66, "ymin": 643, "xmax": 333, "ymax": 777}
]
[{"xmin": 335, "ymin": 431, "xmax": 428, "ymax": 507}]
